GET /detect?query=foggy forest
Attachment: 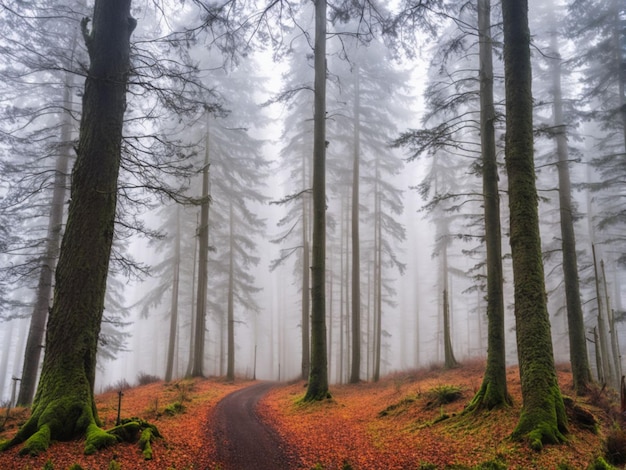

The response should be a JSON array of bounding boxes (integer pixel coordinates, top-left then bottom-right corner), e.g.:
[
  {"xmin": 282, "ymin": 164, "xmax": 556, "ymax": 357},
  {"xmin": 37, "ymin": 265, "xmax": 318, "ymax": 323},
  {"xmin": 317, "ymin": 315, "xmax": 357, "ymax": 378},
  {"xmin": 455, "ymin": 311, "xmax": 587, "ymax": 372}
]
[{"xmin": 0, "ymin": 0, "xmax": 625, "ymax": 467}]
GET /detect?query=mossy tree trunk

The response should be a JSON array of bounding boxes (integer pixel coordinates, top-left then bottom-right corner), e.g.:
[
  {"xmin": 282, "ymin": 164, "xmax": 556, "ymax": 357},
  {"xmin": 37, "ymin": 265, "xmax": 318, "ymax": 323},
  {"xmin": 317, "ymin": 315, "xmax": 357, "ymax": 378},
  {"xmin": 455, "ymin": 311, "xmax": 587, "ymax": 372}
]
[
  {"xmin": 304, "ymin": 0, "xmax": 329, "ymax": 401},
  {"xmin": 502, "ymin": 0, "xmax": 568, "ymax": 450},
  {"xmin": 2, "ymin": 0, "xmax": 135, "ymax": 455},
  {"xmin": 467, "ymin": 0, "xmax": 511, "ymax": 412}
]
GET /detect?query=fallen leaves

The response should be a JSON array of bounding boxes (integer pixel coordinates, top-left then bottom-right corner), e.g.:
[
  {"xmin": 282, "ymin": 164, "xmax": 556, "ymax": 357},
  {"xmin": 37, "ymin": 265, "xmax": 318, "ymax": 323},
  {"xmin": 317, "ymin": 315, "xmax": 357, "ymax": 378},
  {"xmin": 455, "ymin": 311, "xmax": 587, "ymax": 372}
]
[
  {"xmin": 0, "ymin": 362, "xmax": 611, "ymax": 469},
  {"xmin": 0, "ymin": 377, "xmax": 250, "ymax": 469},
  {"xmin": 259, "ymin": 362, "xmax": 607, "ymax": 469}
]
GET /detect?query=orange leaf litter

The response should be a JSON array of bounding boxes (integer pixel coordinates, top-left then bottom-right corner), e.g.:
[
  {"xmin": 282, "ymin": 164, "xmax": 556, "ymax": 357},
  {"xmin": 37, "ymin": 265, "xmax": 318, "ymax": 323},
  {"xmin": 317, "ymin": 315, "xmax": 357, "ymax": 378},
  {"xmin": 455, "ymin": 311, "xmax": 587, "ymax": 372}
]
[{"xmin": 0, "ymin": 361, "xmax": 610, "ymax": 469}]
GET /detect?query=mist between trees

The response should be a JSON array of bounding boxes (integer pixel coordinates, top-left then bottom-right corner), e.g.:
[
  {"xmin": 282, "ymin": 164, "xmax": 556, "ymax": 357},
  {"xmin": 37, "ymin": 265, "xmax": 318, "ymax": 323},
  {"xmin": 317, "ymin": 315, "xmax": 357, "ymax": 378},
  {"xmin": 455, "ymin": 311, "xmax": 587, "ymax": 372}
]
[{"xmin": 0, "ymin": 0, "xmax": 624, "ymax": 448}]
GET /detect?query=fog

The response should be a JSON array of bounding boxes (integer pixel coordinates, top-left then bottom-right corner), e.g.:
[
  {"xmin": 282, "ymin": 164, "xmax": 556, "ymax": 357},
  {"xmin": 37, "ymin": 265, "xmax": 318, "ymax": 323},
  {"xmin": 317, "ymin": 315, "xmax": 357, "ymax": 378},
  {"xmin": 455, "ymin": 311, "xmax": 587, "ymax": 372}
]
[{"xmin": 1, "ymin": 0, "xmax": 625, "ymax": 404}]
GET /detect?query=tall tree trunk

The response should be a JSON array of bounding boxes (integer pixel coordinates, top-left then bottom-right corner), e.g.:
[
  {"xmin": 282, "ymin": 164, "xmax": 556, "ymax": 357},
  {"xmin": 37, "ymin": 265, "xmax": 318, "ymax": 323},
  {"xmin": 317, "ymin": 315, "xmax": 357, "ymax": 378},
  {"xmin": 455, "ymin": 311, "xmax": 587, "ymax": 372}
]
[
  {"xmin": 328, "ymin": 251, "xmax": 333, "ymax": 381},
  {"xmin": 441, "ymin": 238, "xmax": 458, "ymax": 370},
  {"xmin": 344, "ymin": 196, "xmax": 351, "ymax": 383},
  {"xmin": 301, "ymin": 189, "xmax": 311, "ymax": 380},
  {"xmin": 304, "ymin": 0, "xmax": 329, "ymax": 401},
  {"xmin": 338, "ymin": 197, "xmax": 345, "ymax": 383},
  {"xmin": 350, "ymin": 66, "xmax": 361, "ymax": 384},
  {"xmin": 165, "ymin": 207, "xmax": 181, "ymax": 382},
  {"xmin": 593, "ymin": 244, "xmax": 614, "ymax": 386},
  {"xmin": 191, "ymin": 128, "xmax": 211, "ymax": 377},
  {"xmin": 593, "ymin": 327, "xmax": 605, "ymax": 383},
  {"xmin": 373, "ymin": 168, "xmax": 382, "ymax": 382},
  {"xmin": 185, "ymin": 214, "xmax": 199, "ymax": 377},
  {"xmin": 548, "ymin": 9, "xmax": 592, "ymax": 393},
  {"xmin": 502, "ymin": 0, "xmax": 568, "ymax": 449},
  {"xmin": 18, "ymin": 70, "xmax": 74, "ymax": 406},
  {"xmin": 226, "ymin": 202, "xmax": 235, "ymax": 381},
  {"xmin": 2, "ymin": 0, "xmax": 135, "ymax": 455},
  {"xmin": 467, "ymin": 0, "xmax": 510, "ymax": 411},
  {"xmin": 601, "ymin": 259, "xmax": 622, "ymax": 385}
]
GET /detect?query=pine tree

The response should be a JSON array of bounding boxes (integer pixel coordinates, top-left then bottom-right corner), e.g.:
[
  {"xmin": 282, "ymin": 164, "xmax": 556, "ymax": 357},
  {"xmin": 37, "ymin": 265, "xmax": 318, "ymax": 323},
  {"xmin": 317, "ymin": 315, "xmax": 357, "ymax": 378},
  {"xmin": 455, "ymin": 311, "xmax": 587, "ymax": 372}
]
[
  {"xmin": 1, "ymin": 0, "xmax": 137, "ymax": 454},
  {"xmin": 502, "ymin": 0, "xmax": 567, "ymax": 449}
]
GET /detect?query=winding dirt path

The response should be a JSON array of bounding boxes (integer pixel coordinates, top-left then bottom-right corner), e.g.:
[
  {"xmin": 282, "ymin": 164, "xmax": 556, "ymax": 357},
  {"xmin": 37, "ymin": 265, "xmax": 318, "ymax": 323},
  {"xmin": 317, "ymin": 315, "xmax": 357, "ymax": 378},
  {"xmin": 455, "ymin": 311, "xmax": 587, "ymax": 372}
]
[{"xmin": 208, "ymin": 381, "xmax": 301, "ymax": 470}]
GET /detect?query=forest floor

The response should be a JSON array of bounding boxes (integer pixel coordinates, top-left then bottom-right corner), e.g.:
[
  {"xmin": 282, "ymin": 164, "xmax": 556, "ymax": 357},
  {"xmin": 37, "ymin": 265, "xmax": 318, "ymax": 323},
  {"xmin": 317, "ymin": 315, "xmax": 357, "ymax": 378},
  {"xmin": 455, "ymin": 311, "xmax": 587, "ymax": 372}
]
[{"xmin": 0, "ymin": 359, "xmax": 622, "ymax": 469}]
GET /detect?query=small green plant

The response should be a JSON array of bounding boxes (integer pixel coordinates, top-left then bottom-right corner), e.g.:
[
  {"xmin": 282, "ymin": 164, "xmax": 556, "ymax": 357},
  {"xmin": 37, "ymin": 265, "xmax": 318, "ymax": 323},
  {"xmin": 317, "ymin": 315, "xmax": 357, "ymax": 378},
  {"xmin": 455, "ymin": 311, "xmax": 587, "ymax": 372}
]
[
  {"xmin": 68, "ymin": 464, "xmax": 84, "ymax": 470},
  {"xmin": 108, "ymin": 459, "xmax": 122, "ymax": 470},
  {"xmin": 473, "ymin": 458, "xmax": 507, "ymax": 470},
  {"xmin": 310, "ymin": 463, "xmax": 325, "ymax": 470},
  {"xmin": 164, "ymin": 401, "xmax": 185, "ymax": 416},
  {"xmin": 587, "ymin": 456, "xmax": 617, "ymax": 470},
  {"xmin": 417, "ymin": 463, "xmax": 437, "ymax": 470},
  {"xmin": 173, "ymin": 380, "xmax": 194, "ymax": 403},
  {"xmin": 42, "ymin": 460, "xmax": 54, "ymax": 470},
  {"xmin": 425, "ymin": 384, "xmax": 463, "ymax": 408},
  {"xmin": 342, "ymin": 460, "xmax": 353, "ymax": 470}
]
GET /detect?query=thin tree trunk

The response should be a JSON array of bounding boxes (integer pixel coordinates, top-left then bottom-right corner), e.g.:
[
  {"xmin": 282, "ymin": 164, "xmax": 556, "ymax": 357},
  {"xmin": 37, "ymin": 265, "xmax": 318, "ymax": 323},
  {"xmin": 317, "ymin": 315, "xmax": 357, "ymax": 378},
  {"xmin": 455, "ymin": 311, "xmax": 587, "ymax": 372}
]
[
  {"xmin": 338, "ymin": 199, "xmax": 345, "ymax": 383},
  {"xmin": 502, "ymin": 0, "xmax": 567, "ymax": 449},
  {"xmin": 350, "ymin": 65, "xmax": 361, "ymax": 384},
  {"xmin": 185, "ymin": 214, "xmax": 199, "ymax": 377},
  {"xmin": 304, "ymin": 0, "xmax": 329, "ymax": 401},
  {"xmin": 442, "ymin": 241, "xmax": 458, "ymax": 369},
  {"xmin": 226, "ymin": 202, "xmax": 235, "ymax": 381},
  {"xmin": 328, "ymin": 252, "xmax": 333, "ymax": 381},
  {"xmin": 18, "ymin": 71, "xmax": 74, "ymax": 406},
  {"xmin": 191, "ymin": 127, "xmax": 211, "ymax": 377},
  {"xmin": 373, "ymin": 168, "xmax": 382, "ymax": 382},
  {"xmin": 602, "ymin": 260, "xmax": 622, "ymax": 385},
  {"xmin": 547, "ymin": 4, "xmax": 592, "ymax": 393},
  {"xmin": 467, "ymin": 0, "xmax": 510, "ymax": 411},
  {"xmin": 593, "ymin": 244, "xmax": 614, "ymax": 386},
  {"xmin": 344, "ymin": 196, "xmax": 351, "ymax": 383},
  {"xmin": 301, "ymin": 192, "xmax": 310, "ymax": 380},
  {"xmin": 593, "ymin": 327, "xmax": 605, "ymax": 383},
  {"xmin": 165, "ymin": 207, "xmax": 181, "ymax": 382}
]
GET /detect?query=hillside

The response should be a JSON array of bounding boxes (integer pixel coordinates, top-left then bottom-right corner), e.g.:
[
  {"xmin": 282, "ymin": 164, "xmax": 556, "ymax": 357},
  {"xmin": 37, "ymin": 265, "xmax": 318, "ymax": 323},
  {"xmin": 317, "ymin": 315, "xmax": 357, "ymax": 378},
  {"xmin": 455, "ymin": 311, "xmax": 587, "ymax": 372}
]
[{"xmin": 0, "ymin": 361, "xmax": 621, "ymax": 469}]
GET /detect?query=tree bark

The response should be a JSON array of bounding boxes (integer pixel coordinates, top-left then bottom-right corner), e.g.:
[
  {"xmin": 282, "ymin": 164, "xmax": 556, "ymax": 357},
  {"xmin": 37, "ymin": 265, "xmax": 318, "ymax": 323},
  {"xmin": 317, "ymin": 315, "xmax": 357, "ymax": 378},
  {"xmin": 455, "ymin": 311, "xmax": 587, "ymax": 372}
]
[
  {"xmin": 2, "ymin": 0, "xmax": 135, "ymax": 455},
  {"xmin": 191, "ymin": 128, "xmax": 211, "ymax": 377},
  {"xmin": 502, "ymin": 0, "xmax": 567, "ymax": 450},
  {"xmin": 601, "ymin": 259, "xmax": 622, "ymax": 386},
  {"xmin": 467, "ymin": 0, "xmax": 511, "ymax": 412},
  {"xmin": 18, "ymin": 69, "xmax": 74, "ymax": 406},
  {"xmin": 593, "ymin": 244, "xmax": 614, "ymax": 386},
  {"xmin": 165, "ymin": 207, "xmax": 181, "ymax": 382},
  {"xmin": 304, "ymin": 0, "xmax": 329, "ymax": 401},
  {"xmin": 301, "ymin": 184, "xmax": 311, "ymax": 380},
  {"xmin": 548, "ymin": 8, "xmax": 592, "ymax": 393},
  {"xmin": 226, "ymin": 202, "xmax": 235, "ymax": 381},
  {"xmin": 373, "ymin": 166, "xmax": 382, "ymax": 382},
  {"xmin": 350, "ymin": 65, "xmax": 361, "ymax": 384}
]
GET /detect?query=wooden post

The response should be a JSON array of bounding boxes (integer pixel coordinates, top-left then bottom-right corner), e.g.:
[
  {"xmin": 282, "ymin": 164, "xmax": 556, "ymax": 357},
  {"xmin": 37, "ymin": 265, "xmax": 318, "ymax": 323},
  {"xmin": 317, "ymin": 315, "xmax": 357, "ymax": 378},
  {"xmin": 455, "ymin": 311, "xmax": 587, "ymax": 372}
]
[{"xmin": 116, "ymin": 390, "xmax": 124, "ymax": 426}]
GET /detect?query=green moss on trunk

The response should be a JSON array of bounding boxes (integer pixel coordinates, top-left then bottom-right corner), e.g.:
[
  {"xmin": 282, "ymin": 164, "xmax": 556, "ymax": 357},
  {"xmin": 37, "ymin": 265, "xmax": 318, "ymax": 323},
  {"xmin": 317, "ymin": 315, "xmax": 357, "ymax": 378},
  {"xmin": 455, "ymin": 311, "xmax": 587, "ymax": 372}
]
[
  {"xmin": 501, "ymin": 0, "xmax": 568, "ymax": 449},
  {"xmin": 0, "ymin": 0, "xmax": 135, "ymax": 458}
]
